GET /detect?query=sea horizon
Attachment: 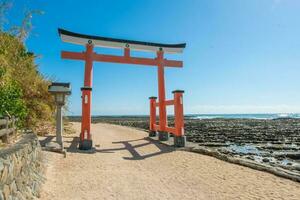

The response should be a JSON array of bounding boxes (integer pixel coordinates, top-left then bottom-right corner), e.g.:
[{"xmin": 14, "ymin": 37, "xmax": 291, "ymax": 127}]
[{"xmin": 67, "ymin": 113, "xmax": 300, "ymax": 120}]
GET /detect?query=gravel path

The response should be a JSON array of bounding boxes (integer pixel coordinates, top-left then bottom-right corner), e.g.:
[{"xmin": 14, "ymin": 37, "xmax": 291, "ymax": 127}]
[{"xmin": 40, "ymin": 122, "xmax": 300, "ymax": 200}]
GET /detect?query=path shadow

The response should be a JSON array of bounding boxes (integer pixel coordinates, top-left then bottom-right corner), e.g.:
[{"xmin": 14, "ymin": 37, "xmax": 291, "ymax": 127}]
[
  {"xmin": 96, "ymin": 137, "xmax": 175, "ymax": 160},
  {"xmin": 39, "ymin": 135, "xmax": 55, "ymax": 147},
  {"xmin": 65, "ymin": 136, "xmax": 80, "ymax": 152},
  {"xmin": 64, "ymin": 135, "xmax": 174, "ymax": 159}
]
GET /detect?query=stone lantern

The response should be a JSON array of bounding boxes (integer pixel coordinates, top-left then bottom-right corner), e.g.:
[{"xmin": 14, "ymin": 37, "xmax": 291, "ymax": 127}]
[{"xmin": 48, "ymin": 82, "xmax": 71, "ymax": 150}]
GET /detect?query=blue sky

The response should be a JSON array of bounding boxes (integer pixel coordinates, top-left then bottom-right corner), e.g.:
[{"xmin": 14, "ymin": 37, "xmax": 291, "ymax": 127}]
[{"xmin": 5, "ymin": 0, "xmax": 300, "ymax": 115}]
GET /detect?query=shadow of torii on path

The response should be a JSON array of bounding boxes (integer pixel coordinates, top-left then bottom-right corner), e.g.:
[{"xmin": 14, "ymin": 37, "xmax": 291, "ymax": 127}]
[
  {"xmin": 104, "ymin": 138, "xmax": 175, "ymax": 160},
  {"xmin": 65, "ymin": 136, "xmax": 175, "ymax": 160}
]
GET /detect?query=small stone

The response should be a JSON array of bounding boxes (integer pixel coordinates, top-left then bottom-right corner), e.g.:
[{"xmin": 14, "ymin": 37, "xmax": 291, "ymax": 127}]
[
  {"xmin": 21, "ymin": 157, "xmax": 26, "ymax": 167},
  {"xmin": 12, "ymin": 155, "xmax": 17, "ymax": 167},
  {"xmin": 0, "ymin": 191, "xmax": 4, "ymax": 200},
  {"xmin": 24, "ymin": 186, "xmax": 33, "ymax": 199},
  {"xmin": 0, "ymin": 160, "xmax": 4, "ymax": 172},
  {"xmin": 13, "ymin": 160, "xmax": 22, "ymax": 177},
  {"xmin": 3, "ymin": 184, "xmax": 10, "ymax": 200},
  {"xmin": 15, "ymin": 191, "xmax": 26, "ymax": 200},
  {"xmin": 0, "ymin": 165, "xmax": 8, "ymax": 183},
  {"xmin": 9, "ymin": 181, "xmax": 17, "ymax": 195},
  {"xmin": 15, "ymin": 178, "xmax": 25, "ymax": 192},
  {"xmin": 7, "ymin": 162, "xmax": 14, "ymax": 183},
  {"xmin": 31, "ymin": 181, "xmax": 41, "ymax": 197}
]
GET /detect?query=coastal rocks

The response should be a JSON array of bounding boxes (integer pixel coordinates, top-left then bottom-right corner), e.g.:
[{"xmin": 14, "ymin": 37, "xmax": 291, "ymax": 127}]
[
  {"xmin": 184, "ymin": 118, "xmax": 300, "ymax": 145},
  {"xmin": 88, "ymin": 117, "xmax": 300, "ymax": 147},
  {"xmin": 0, "ymin": 133, "xmax": 44, "ymax": 199}
]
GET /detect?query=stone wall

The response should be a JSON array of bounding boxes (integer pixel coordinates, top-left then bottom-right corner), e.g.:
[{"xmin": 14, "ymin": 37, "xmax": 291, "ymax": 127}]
[{"xmin": 0, "ymin": 133, "xmax": 44, "ymax": 200}]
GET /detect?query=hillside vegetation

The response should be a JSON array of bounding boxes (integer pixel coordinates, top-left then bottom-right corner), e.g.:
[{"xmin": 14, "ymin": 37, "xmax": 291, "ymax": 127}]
[
  {"xmin": 0, "ymin": 32, "xmax": 55, "ymax": 128},
  {"xmin": 0, "ymin": 4, "xmax": 55, "ymax": 130}
]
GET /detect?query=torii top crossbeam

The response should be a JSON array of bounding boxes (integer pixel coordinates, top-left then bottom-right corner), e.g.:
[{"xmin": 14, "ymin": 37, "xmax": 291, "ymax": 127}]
[
  {"xmin": 58, "ymin": 28, "xmax": 186, "ymax": 150},
  {"xmin": 59, "ymin": 28, "xmax": 186, "ymax": 54}
]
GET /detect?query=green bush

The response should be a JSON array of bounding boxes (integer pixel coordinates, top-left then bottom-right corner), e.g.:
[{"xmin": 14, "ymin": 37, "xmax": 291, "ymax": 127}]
[{"xmin": 0, "ymin": 81, "xmax": 27, "ymax": 125}]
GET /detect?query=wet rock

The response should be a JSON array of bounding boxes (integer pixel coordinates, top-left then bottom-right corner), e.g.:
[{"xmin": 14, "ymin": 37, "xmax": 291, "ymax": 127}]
[
  {"xmin": 293, "ymin": 164, "xmax": 300, "ymax": 171},
  {"xmin": 286, "ymin": 162, "xmax": 292, "ymax": 166},
  {"xmin": 285, "ymin": 153, "xmax": 300, "ymax": 160},
  {"xmin": 262, "ymin": 158, "xmax": 270, "ymax": 162},
  {"xmin": 277, "ymin": 157, "xmax": 284, "ymax": 161},
  {"xmin": 245, "ymin": 156, "xmax": 254, "ymax": 160}
]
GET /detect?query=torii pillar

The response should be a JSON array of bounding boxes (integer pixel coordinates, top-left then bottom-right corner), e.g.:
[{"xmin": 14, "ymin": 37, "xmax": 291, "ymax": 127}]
[{"xmin": 80, "ymin": 43, "xmax": 93, "ymax": 149}]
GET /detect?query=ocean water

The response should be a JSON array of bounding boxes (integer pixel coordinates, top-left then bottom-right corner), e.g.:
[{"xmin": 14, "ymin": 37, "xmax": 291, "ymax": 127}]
[{"xmin": 186, "ymin": 113, "xmax": 300, "ymax": 120}]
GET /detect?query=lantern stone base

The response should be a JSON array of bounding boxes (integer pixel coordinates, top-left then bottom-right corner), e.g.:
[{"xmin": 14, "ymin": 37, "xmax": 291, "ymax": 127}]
[
  {"xmin": 149, "ymin": 131, "xmax": 157, "ymax": 137},
  {"xmin": 174, "ymin": 136, "xmax": 186, "ymax": 147},
  {"xmin": 158, "ymin": 131, "xmax": 169, "ymax": 141},
  {"xmin": 79, "ymin": 139, "xmax": 93, "ymax": 150}
]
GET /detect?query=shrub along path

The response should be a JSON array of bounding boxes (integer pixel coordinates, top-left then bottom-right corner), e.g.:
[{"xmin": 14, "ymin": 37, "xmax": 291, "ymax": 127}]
[{"xmin": 39, "ymin": 122, "xmax": 300, "ymax": 200}]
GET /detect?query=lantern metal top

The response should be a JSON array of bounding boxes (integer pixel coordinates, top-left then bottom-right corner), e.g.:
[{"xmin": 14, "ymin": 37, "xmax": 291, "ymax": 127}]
[
  {"xmin": 58, "ymin": 28, "xmax": 186, "ymax": 54},
  {"xmin": 48, "ymin": 82, "xmax": 71, "ymax": 95}
]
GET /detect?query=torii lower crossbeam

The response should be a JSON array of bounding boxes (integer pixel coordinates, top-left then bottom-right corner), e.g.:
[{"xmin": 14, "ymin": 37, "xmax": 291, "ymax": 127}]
[{"xmin": 61, "ymin": 50, "xmax": 183, "ymax": 67}]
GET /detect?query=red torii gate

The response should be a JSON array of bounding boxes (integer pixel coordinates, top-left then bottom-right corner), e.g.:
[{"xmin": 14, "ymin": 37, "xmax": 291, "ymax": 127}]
[{"xmin": 58, "ymin": 28, "xmax": 186, "ymax": 150}]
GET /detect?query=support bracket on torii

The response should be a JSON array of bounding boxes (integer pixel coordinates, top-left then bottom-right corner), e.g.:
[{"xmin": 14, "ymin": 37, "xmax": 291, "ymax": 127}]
[{"xmin": 58, "ymin": 28, "xmax": 186, "ymax": 150}]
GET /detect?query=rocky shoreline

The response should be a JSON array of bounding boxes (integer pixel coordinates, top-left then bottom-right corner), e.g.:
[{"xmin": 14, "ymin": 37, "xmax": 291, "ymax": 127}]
[{"xmin": 68, "ymin": 116, "xmax": 300, "ymax": 180}]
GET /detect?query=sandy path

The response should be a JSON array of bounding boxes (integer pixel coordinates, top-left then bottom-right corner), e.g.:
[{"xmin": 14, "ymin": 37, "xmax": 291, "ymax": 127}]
[{"xmin": 40, "ymin": 122, "xmax": 300, "ymax": 200}]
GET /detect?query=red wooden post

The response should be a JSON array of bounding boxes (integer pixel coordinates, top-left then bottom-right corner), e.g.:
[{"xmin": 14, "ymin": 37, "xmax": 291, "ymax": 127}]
[
  {"xmin": 157, "ymin": 50, "xmax": 167, "ymax": 131},
  {"xmin": 149, "ymin": 96, "xmax": 157, "ymax": 137},
  {"xmin": 80, "ymin": 43, "xmax": 94, "ymax": 149},
  {"xmin": 157, "ymin": 50, "xmax": 169, "ymax": 141},
  {"xmin": 173, "ymin": 90, "xmax": 186, "ymax": 147}
]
